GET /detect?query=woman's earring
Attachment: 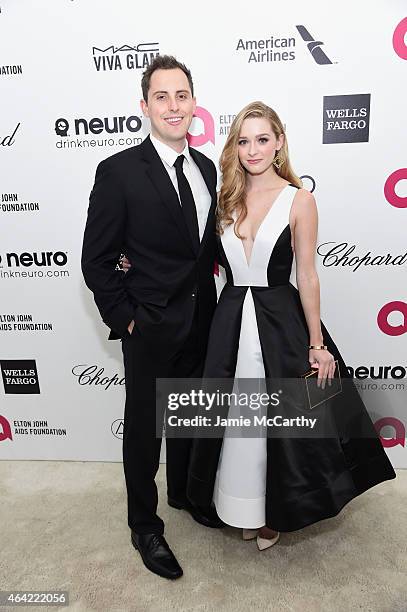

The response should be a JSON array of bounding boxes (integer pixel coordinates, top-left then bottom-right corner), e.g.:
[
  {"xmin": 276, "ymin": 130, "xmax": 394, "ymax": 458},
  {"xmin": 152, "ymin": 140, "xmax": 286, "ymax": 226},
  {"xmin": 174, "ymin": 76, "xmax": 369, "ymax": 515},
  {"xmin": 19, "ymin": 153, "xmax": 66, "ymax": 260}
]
[{"xmin": 272, "ymin": 150, "xmax": 284, "ymax": 170}]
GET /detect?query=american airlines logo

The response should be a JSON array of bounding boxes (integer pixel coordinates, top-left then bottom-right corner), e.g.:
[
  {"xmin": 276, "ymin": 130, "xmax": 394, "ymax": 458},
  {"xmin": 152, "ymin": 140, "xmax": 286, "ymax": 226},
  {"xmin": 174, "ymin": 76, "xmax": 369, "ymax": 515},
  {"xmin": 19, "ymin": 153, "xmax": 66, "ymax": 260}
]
[
  {"xmin": 92, "ymin": 43, "xmax": 160, "ymax": 71},
  {"xmin": 296, "ymin": 25, "xmax": 335, "ymax": 65}
]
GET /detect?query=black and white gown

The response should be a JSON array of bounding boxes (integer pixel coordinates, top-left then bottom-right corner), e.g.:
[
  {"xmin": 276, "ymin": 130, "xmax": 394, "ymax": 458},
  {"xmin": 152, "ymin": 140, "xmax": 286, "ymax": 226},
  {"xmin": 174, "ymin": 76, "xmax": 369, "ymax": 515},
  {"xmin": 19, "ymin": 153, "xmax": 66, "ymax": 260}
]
[{"xmin": 187, "ymin": 184, "xmax": 396, "ymax": 532}]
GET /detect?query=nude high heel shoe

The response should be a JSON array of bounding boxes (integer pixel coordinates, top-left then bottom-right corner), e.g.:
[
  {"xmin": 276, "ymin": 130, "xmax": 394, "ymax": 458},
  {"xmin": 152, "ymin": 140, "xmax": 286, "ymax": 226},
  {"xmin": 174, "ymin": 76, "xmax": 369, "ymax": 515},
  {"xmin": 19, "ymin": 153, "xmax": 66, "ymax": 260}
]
[
  {"xmin": 242, "ymin": 529, "xmax": 258, "ymax": 540},
  {"xmin": 256, "ymin": 531, "xmax": 280, "ymax": 550}
]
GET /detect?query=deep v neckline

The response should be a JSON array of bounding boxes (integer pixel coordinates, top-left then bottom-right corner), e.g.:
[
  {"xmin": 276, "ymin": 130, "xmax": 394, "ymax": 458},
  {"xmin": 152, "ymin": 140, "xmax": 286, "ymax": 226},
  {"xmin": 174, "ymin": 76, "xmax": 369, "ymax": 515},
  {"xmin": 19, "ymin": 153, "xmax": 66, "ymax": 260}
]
[{"xmin": 238, "ymin": 183, "xmax": 289, "ymax": 267}]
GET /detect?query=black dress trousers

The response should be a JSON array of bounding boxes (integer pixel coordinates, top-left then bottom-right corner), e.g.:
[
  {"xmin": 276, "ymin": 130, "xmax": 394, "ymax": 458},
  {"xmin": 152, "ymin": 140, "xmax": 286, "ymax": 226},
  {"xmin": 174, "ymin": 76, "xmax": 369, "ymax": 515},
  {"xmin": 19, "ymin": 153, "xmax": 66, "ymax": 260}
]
[{"xmin": 121, "ymin": 302, "xmax": 206, "ymax": 535}]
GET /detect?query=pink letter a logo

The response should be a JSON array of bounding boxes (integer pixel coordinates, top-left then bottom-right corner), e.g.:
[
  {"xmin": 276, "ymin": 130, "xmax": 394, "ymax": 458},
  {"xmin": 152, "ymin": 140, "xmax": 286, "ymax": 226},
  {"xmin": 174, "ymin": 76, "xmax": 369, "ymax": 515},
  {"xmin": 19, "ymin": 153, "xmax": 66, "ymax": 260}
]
[{"xmin": 187, "ymin": 107, "xmax": 215, "ymax": 147}]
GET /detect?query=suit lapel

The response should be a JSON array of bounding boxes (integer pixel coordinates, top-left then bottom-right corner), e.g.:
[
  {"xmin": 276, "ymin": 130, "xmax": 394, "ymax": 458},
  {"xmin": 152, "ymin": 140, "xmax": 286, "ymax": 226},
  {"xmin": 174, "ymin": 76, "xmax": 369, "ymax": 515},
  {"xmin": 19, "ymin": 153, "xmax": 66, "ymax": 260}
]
[{"xmin": 141, "ymin": 136, "xmax": 196, "ymax": 255}]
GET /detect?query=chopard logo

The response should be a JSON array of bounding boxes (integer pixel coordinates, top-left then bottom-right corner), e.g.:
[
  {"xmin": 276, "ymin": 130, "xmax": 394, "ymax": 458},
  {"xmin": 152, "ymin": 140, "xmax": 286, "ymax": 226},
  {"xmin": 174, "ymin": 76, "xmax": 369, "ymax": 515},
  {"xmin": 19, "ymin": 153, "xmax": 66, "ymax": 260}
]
[
  {"xmin": 317, "ymin": 242, "xmax": 407, "ymax": 271},
  {"xmin": 72, "ymin": 365, "xmax": 125, "ymax": 390},
  {"xmin": 1, "ymin": 123, "xmax": 20, "ymax": 147}
]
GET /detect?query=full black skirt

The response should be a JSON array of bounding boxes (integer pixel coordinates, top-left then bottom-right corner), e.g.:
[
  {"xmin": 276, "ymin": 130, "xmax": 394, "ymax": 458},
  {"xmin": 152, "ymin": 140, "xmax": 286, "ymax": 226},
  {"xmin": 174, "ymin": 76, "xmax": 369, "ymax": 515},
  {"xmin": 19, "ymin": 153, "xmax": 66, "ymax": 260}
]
[{"xmin": 187, "ymin": 283, "xmax": 396, "ymax": 532}]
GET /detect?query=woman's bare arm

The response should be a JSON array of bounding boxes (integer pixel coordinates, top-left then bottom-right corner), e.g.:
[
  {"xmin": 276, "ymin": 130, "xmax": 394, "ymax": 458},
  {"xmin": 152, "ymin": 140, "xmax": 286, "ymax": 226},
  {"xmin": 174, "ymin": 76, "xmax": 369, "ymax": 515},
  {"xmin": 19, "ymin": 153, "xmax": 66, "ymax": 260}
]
[{"xmin": 292, "ymin": 189, "xmax": 335, "ymax": 383}]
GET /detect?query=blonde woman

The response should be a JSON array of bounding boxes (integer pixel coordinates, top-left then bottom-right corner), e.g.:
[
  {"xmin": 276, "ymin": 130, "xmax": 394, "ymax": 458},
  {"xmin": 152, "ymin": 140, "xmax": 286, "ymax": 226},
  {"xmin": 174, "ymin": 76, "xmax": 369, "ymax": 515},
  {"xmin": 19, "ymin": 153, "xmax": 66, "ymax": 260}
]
[{"xmin": 187, "ymin": 102, "xmax": 395, "ymax": 550}]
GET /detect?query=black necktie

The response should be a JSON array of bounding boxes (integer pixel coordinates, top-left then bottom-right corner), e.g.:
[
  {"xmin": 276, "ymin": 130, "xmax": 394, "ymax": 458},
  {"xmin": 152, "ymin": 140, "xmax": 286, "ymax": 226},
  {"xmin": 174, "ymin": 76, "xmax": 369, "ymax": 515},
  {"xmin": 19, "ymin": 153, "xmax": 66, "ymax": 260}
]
[{"xmin": 173, "ymin": 154, "xmax": 200, "ymax": 252}]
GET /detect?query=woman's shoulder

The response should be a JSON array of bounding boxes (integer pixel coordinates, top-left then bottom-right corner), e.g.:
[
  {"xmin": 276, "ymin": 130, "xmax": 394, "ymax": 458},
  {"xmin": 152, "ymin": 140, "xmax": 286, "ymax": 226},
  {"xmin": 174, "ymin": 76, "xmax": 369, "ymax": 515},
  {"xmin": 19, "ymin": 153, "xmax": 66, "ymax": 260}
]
[
  {"xmin": 291, "ymin": 186, "xmax": 316, "ymax": 205},
  {"xmin": 290, "ymin": 186, "xmax": 317, "ymax": 221}
]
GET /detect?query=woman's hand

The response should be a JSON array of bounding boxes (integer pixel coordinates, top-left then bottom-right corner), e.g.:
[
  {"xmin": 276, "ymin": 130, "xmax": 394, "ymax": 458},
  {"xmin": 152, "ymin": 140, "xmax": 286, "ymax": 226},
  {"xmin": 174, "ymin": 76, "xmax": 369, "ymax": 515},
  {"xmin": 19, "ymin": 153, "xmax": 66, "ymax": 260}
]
[
  {"xmin": 309, "ymin": 349, "xmax": 335, "ymax": 388},
  {"xmin": 120, "ymin": 255, "xmax": 132, "ymax": 273}
]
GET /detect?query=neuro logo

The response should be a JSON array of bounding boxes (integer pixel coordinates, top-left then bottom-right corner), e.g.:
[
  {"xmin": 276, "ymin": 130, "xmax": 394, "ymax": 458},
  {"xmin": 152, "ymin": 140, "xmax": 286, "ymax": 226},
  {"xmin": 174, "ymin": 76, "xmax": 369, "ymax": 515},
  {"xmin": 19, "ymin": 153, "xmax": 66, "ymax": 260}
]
[
  {"xmin": 54, "ymin": 115, "xmax": 142, "ymax": 137},
  {"xmin": 377, "ymin": 301, "xmax": 407, "ymax": 336},
  {"xmin": 296, "ymin": 25, "xmax": 333, "ymax": 65},
  {"xmin": 0, "ymin": 415, "xmax": 13, "ymax": 442},
  {"xmin": 374, "ymin": 417, "xmax": 405, "ymax": 448},
  {"xmin": 0, "ymin": 251, "xmax": 68, "ymax": 268},
  {"xmin": 393, "ymin": 17, "xmax": 407, "ymax": 60},
  {"xmin": 384, "ymin": 169, "xmax": 407, "ymax": 208},
  {"xmin": 55, "ymin": 118, "xmax": 69, "ymax": 137},
  {"xmin": 347, "ymin": 364, "xmax": 407, "ymax": 379},
  {"xmin": 187, "ymin": 107, "xmax": 215, "ymax": 147}
]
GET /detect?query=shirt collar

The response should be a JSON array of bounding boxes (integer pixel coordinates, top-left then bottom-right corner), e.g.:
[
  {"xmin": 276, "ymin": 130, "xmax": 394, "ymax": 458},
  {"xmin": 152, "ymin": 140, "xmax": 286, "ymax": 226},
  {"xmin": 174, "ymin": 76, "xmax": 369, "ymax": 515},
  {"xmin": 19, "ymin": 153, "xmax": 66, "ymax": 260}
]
[{"xmin": 150, "ymin": 134, "xmax": 191, "ymax": 168}]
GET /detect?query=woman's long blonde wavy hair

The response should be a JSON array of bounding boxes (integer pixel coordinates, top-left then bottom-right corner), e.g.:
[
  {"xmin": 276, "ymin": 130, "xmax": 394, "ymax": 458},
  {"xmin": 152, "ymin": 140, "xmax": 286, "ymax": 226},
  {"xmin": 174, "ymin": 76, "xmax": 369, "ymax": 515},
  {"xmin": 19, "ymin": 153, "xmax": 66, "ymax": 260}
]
[{"xmin": 217, "ymin": 101, "xmax": 302, "ymax": 237}]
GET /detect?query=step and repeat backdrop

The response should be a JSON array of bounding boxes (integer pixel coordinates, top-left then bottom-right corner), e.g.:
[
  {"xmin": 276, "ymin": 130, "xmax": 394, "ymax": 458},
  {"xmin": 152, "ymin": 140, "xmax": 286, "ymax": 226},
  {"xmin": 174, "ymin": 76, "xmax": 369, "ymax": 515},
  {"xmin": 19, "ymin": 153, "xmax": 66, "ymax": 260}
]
[{"xmin": 0, "ymin": 1, "xmax": 406, "ymax": 465}]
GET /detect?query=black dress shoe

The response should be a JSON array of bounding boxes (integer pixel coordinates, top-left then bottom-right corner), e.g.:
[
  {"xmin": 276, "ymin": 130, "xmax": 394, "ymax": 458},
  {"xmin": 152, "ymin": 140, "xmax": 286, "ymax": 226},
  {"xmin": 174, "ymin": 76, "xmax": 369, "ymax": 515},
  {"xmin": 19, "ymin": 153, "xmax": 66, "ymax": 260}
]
[
  {"xmin": 131, "ymin": 532, "xmax": 183, "ymax": 580},
  {"xmin": 168, "ymin": 498, "xmax": 223, "ymax": 528}
]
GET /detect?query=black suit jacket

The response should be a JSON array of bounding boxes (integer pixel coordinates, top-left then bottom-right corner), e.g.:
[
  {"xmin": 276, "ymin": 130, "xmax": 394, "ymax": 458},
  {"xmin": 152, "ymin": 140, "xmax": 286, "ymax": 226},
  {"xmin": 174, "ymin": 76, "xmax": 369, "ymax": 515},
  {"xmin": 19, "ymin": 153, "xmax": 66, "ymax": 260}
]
[{"xmin": 81, "ymin": 135, "xmax": 218, "ymax": 355}]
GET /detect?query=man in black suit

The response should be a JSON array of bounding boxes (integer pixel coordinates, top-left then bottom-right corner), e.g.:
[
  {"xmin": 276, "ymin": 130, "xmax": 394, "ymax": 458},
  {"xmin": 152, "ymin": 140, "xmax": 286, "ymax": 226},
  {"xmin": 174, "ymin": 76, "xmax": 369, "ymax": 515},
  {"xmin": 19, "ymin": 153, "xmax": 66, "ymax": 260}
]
[{"xmin": 81, "ymin": 56, "xmax": 221, "ymax": 580}]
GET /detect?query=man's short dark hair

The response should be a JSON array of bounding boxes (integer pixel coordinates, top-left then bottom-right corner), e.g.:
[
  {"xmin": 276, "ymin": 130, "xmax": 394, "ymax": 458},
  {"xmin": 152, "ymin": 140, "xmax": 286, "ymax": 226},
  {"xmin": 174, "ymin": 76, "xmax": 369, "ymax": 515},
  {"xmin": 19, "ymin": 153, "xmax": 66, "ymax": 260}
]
[{"xmin": 141, "ymin": 55, "xmax": 194, "ymax": 102}]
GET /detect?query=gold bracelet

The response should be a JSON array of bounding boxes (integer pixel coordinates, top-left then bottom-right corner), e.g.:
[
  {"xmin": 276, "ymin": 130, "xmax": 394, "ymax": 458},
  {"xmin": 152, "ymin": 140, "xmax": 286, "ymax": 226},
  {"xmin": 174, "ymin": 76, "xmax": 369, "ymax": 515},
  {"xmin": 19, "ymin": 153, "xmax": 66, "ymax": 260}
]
[{"xmin": 309, "ymin": 345, "xmax": 327, "ymax": 350}]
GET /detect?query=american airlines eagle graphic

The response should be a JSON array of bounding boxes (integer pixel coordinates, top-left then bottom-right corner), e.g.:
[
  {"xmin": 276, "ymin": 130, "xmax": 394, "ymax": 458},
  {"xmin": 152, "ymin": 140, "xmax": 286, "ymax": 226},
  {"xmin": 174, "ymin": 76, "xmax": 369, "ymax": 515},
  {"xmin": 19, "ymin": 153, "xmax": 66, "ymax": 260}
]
[{"xmin": 296, "ymin": 25, "xmax": 334, "ymax": 65}]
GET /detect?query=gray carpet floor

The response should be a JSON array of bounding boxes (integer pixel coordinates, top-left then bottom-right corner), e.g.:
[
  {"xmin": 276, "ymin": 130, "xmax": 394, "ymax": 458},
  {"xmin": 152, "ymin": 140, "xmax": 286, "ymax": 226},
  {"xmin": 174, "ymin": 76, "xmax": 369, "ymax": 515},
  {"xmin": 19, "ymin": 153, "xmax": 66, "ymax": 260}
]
[{"xmin": 0, "ymin": 461, "xmax": 406, "ymax": 612}]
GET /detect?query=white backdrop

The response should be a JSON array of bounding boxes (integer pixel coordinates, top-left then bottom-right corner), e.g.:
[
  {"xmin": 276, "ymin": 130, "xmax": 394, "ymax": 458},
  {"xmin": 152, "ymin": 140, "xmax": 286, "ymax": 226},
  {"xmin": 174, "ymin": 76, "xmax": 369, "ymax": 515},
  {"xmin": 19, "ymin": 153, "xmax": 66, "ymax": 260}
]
[{"xmin": 0, "ymin": 0, "xmax": 406, "ymax": 466}]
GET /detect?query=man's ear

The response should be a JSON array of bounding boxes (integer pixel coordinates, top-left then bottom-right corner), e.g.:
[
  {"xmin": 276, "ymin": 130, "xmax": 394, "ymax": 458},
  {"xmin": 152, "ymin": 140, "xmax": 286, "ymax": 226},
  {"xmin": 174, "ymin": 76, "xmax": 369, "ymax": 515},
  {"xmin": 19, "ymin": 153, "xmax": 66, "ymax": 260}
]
[{"xmin": 140, "ymin": 98, "xmax": 149, "ymax": 118}]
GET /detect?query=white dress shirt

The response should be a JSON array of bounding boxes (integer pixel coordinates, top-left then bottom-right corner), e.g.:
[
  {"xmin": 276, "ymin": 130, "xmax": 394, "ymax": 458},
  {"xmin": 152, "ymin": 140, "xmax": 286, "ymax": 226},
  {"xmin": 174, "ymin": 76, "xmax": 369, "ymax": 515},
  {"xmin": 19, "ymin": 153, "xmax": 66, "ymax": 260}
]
[{"xmin": 150, "ymin": 134, "xmax": 211, "ymax": 241}]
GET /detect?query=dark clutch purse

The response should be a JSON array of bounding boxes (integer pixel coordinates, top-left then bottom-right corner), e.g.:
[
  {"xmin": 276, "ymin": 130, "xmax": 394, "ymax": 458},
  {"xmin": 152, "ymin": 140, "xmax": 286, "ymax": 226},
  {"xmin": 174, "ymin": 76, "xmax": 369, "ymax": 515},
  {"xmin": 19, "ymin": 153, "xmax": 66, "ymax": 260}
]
[{"xmin": 301, "ymin": 360, "xmax": 342, "ymax": 410}]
